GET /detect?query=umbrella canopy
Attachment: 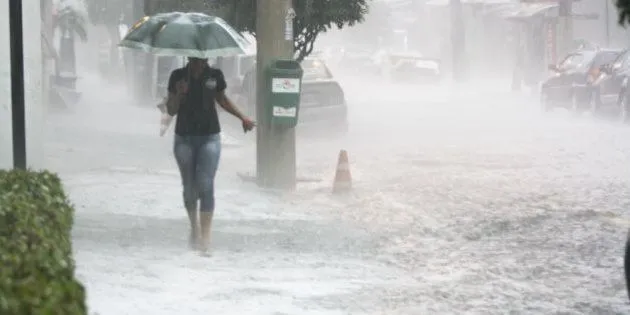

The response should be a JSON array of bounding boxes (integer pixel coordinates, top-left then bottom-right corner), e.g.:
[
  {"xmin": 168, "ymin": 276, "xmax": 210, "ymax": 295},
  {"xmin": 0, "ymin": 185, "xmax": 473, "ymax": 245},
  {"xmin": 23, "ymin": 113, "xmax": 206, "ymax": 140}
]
[{"xmin": 119, "ymin": 12, "xmax": 248, "ymax": 58}]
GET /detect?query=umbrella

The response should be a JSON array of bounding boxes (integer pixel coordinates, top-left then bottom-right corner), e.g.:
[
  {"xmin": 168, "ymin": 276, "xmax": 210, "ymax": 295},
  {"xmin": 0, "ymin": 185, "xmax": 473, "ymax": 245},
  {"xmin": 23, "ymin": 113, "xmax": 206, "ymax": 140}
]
[{"xmin": 119, "ymin": 12, "xmax": 249, "ymax": 58}]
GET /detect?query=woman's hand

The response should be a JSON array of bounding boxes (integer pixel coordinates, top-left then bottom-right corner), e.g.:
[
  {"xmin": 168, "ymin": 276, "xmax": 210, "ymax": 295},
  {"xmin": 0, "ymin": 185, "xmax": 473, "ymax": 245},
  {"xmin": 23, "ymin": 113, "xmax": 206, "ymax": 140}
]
[{"xmin": 242, "ymin": 117, "xmax": 256, "ymax": 133}]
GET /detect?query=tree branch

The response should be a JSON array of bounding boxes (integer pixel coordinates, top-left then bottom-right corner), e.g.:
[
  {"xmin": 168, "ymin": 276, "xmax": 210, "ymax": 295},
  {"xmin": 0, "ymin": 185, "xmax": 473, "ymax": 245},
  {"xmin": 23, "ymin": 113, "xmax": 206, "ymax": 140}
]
[{"xmin": 294, "ymin": 26, "xmax": 318, "ymax": 62}]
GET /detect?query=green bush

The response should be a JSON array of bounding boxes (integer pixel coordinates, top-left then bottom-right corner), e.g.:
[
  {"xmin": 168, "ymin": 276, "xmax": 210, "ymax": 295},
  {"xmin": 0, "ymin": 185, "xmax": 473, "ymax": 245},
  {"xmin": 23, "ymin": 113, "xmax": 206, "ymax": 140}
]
[{"xmin": 0, "ymin": 170, "xmax": 86, "ymax": 315}]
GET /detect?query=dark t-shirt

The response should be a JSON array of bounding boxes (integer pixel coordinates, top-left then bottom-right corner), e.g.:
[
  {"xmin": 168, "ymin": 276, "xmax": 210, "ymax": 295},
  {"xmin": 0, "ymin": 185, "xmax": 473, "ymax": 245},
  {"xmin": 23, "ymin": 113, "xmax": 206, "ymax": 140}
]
[{"xmin": 167, "ymin": 65, "xmax": 227, "ymax": 136}]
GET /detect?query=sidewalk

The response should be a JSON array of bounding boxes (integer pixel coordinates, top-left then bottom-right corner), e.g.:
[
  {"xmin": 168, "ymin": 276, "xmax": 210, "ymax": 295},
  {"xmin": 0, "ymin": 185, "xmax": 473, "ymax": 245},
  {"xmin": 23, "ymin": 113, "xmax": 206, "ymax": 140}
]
[{"xmin": 64, "ymin": 168, "xmax": 413, "ymax": 315}]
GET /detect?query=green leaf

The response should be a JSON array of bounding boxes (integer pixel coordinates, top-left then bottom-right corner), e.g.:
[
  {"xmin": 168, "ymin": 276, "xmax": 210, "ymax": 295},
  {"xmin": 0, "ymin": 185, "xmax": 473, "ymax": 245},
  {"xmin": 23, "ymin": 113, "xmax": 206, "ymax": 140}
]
[
  {"xmin": 216, "ymin": 0, "xmax": 368, "ymax": 61},
  {"xmin": 0, "ymin": 170, "xmax": 87, "ymax": 315}
]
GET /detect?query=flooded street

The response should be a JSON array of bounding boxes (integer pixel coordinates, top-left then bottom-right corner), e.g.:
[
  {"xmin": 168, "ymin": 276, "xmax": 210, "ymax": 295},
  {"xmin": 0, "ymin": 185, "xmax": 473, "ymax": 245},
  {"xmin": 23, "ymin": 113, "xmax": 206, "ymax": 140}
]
[{"xmin": 46, "ymin": 75, "xmax": 630, "ymax": 314}]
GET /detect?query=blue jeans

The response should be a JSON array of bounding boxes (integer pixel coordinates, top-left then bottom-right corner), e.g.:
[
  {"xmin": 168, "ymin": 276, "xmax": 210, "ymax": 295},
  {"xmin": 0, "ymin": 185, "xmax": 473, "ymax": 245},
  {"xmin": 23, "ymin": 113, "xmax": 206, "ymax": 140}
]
[{"xmin": 173, "ymin": 133, "xmax": 221, "ymax": 212}]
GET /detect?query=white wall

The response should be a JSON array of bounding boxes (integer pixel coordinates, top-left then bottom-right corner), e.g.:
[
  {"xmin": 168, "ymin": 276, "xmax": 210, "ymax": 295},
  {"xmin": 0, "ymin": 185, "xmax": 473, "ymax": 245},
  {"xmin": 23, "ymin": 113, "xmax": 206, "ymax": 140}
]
[{"xmin": 0, "ymin": 1, "xmax": 44, "ymax": 169}]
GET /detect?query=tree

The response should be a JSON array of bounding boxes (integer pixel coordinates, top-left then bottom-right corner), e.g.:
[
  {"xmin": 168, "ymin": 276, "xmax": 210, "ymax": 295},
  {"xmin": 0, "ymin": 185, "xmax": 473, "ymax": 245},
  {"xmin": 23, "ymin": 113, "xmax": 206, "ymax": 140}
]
[
  {"xmin": 617, "ymin": 0, "xmax": 630, "ymax": 25},
  {"xmin": 54, "ymin": 2, "xmax": 88, "ymax": 42},
  {"xmin": 218, "ymin": 0, "xmax": 369, "ymax": 61}
]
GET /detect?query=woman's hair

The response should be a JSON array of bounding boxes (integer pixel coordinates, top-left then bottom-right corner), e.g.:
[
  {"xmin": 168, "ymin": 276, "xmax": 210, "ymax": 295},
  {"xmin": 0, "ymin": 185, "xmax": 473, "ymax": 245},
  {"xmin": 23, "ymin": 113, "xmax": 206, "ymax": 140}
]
[{"xmin": 188, "ymin": 57, "xmax": 209, "ymax": 62}]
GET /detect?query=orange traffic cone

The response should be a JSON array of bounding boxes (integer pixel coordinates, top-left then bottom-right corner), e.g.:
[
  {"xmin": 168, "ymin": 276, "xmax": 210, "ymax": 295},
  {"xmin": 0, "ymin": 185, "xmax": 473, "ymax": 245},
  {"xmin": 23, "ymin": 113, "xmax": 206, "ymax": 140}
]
[{"xmin": 333, "ymin": 150, "xmax": 352, "ymax": 194}]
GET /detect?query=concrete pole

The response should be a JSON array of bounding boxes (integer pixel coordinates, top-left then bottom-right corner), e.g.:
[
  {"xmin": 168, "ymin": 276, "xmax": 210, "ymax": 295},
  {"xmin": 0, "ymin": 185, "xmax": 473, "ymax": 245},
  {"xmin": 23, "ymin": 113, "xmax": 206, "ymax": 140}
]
[{"xmin": 256, "ymin": 0, "xmax": 296, "ymax": 189}]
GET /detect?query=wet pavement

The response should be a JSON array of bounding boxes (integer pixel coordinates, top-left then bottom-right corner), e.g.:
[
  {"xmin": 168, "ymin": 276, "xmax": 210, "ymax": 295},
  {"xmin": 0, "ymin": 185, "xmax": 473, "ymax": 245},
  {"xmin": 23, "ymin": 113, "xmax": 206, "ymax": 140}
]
[
  {"xmin": 66, "ymin": 169, "xmax": 398, "ymax": 315},
  {"xmin": 46, "ymin": 76, "xmax": 630, "ymax": 314}
]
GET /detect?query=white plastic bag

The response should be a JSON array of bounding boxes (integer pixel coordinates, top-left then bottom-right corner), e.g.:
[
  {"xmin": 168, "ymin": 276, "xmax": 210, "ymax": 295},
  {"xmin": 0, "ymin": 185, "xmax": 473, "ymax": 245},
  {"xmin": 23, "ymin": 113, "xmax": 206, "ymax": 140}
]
[{"xmin": 160, "ymin": 113, "xmax": 174, "ymax": 137}]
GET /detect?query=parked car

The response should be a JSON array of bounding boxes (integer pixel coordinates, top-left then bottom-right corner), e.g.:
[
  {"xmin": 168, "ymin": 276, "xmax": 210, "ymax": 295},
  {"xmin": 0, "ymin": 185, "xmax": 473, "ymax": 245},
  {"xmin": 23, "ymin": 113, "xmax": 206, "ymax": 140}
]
[
  {"xmin": 298, "ymin": 57, "xmax": 348, "ymax": 131},
  {"xmin": 591, "ymin": 49, "xmax": 630, "ymax": 121},
  {"xmin": 234, "ymin": 55, "xmax": 348, "ymax": 133},
  {"xmin": 541, "ymin": 49, "xmax": 621, "ymax": 112}
]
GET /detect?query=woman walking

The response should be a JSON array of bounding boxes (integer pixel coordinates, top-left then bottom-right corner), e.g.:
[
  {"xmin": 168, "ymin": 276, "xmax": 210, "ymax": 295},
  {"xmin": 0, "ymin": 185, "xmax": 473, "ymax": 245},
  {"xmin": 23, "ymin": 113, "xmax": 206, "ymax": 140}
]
[{"xmin": 166, "ymin": 57, "xmax": 255, "ymax": 253}]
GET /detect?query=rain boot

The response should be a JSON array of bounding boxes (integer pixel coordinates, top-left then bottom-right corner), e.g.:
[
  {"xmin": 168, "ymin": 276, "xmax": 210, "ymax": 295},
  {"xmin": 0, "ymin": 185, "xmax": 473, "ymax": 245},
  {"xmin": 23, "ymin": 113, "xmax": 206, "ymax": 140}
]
[{"xmin": 199, "ymin": 212, "xmax": 214, "ymax": 254}]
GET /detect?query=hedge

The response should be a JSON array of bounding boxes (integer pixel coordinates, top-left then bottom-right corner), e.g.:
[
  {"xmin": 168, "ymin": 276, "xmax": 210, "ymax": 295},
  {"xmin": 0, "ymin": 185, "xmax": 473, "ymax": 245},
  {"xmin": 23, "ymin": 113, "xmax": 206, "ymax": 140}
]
[{"xmin": 0, "ymin": 170, "xmax": 86, "ymax": 315}]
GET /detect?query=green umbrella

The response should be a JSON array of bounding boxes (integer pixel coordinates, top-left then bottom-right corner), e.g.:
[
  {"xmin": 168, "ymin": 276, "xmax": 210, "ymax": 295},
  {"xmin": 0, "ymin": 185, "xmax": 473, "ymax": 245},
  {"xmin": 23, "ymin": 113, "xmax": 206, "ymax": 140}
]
[{"xmin": 119, "ymin": 12, "xmax": 249, "ymax": 58}]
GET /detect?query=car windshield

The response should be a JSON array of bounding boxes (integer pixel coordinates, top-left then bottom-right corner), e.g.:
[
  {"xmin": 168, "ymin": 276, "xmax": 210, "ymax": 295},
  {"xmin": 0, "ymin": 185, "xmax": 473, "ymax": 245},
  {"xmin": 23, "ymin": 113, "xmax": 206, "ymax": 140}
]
[
  {"xmin": 301, "ymin": 59, "xmax": 332, "ymax": 80},
  {"xmin": 558, "ymin": 52, "xmax": 596, "ymax": 71},
  {"xmin": 611, "ymin": 51, "xmax": 629, "ymax": 68}
]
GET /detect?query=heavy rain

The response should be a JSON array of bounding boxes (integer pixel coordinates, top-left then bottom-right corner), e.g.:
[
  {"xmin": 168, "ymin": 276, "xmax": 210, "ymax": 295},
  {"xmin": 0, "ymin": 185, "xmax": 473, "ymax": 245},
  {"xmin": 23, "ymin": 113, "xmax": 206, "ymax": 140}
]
[{"xmin": 2, "ymin": 0, "xmax": 630, "ymax": 314}]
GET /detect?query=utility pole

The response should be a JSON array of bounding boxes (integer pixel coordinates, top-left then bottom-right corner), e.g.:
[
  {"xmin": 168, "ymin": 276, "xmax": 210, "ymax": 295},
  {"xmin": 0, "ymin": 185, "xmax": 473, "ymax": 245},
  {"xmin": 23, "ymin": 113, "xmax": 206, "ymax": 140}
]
[
  {"xmin": 10, "ymin": 0, "xmax": 26, "ymax": 169},
  {"xmin": 256, "ymin": 0, "xmax": 296, "ymax": 189},
  {"xmin": 450, "ymin": 0, "xmax": 466, "ymax": 82}
]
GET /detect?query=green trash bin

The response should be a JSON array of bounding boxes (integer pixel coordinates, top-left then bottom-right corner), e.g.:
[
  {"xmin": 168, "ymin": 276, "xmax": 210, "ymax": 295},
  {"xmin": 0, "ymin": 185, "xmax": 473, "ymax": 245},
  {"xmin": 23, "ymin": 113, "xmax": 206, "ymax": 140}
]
[{"xmin": 264, "ymin": 59, "xmax": 303, "ymax": 128}]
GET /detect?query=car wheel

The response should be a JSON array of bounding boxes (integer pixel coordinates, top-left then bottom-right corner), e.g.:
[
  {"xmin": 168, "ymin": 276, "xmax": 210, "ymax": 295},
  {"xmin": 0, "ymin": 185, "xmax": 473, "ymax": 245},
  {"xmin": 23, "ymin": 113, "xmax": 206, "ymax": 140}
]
[{"xmin": 619, "ymin": 93, "xmax": 629, "ymax": 123}]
